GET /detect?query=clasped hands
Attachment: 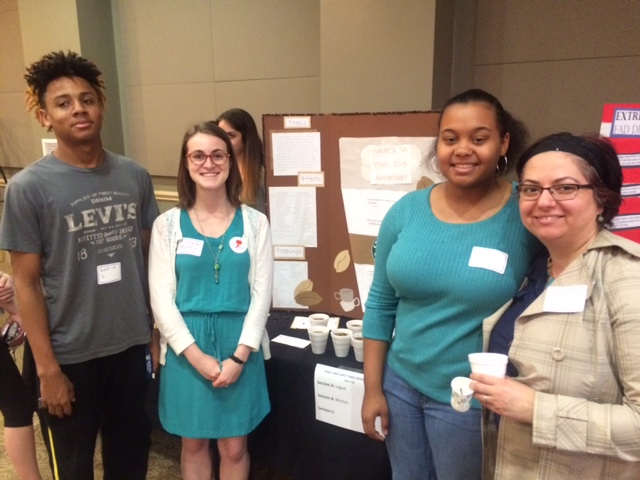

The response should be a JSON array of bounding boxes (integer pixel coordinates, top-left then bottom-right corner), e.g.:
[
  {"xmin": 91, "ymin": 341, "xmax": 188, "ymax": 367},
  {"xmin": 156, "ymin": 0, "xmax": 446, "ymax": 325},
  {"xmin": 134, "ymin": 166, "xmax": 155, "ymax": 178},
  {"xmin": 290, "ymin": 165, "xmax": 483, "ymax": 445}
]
[{"xmin": 190, "ymin": 351, "xmax": 242, "ymax": 389}]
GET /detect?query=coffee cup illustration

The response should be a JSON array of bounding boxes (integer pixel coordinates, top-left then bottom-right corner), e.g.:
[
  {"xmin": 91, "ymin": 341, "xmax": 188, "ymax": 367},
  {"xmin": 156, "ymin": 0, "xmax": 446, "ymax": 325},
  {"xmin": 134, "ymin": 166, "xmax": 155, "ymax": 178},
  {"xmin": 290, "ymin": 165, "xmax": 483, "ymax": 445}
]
[
  {"xmin": 335, "ymin": 289, "xmax": 360, "ymax": 311},
  {"xmin": 340, "ymin": 299, "xmax": 360, "ymax": 312},
  {"xmin": 334, "ymin": 288, "xmax": 355, "ymax": 302}
]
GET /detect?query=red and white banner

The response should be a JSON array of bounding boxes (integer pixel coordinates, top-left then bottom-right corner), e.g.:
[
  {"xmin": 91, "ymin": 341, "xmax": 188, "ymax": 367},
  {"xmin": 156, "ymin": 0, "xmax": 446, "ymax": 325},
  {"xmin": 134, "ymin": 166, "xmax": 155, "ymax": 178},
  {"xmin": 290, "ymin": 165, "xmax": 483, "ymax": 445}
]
[{"xmin": 600, "ymin": 104, "xmax": 640, "ymax": 243}]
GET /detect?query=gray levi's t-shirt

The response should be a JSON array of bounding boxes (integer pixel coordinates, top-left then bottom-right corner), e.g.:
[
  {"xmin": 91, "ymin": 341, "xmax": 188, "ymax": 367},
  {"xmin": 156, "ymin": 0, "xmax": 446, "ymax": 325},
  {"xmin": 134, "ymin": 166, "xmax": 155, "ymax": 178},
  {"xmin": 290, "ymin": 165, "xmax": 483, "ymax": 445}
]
[{"xmin": 0, "ymin": 151, "xmax": 159, "ymax": 364}]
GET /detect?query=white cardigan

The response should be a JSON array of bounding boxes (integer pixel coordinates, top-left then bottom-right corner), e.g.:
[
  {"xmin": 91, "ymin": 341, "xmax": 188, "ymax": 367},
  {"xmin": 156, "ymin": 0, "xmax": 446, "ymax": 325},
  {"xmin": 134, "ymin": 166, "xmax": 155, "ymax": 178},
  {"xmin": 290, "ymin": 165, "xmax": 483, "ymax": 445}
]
[{"xmin": 149, "ymin": 205, "xmax": 273, "ymax": 364}]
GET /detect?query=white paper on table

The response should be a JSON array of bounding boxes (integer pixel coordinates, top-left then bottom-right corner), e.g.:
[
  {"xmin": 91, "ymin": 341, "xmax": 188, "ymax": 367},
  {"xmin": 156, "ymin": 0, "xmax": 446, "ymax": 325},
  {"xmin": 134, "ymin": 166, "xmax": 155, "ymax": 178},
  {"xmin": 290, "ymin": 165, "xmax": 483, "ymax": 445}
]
[
  {"xmin": 290, "ymin": 316, "xmax": 341, "ymax": 330},
  {"xmin": 290, "ymin": 316, "xmax": 311, "ymax": 329},
  {"xmin": 271, "ymin": 334, "xmax": 311, "ymax": 349},
  {"xmin": 327, "ymin": 317, "xmax": 340, "ymax": 330},
  {"xmin": 269, "ymin": 187, "xmax": 317, "ymax": 247},
  {"xmin": 272, "ymin": 131, "xmax": 321, "ymax": 176},
  {"xmin": 314, "ymin": 364, "xmax": 382, "ymax": 436}
]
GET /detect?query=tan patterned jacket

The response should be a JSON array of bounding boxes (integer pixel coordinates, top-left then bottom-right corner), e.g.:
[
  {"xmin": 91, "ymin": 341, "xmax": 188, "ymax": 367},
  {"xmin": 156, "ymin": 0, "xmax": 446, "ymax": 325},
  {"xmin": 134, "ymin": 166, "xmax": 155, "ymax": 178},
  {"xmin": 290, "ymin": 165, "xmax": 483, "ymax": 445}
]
[{"xmin": 482, "ymin": 229, "xmax": 640, "ymax": 480}]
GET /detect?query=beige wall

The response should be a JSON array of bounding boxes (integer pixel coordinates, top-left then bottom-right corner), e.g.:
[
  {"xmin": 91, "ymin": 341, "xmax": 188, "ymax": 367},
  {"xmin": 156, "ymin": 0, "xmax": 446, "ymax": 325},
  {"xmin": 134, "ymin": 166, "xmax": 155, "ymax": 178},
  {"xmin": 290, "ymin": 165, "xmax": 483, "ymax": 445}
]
[
  {"xmin": 472, "ymin": 0, "xmax": 640, "ymax": 141},
  {"xmin": 111, "ymin": 0, "xmax": 435, "ymax": 177},
  {"xmin": 2, "ymin": 0, "xmax": 639, "ymax": 182},
  {"xmin": 0, "ymin": 0, "xmax": 32, "ymax": 169},
  {"xmin": 0, "ymin": 0, "xmax": 436, "ymax": 180},
  {"xmin": 320, "ymin": 0, "xmax": 435, "ymax": 113}
]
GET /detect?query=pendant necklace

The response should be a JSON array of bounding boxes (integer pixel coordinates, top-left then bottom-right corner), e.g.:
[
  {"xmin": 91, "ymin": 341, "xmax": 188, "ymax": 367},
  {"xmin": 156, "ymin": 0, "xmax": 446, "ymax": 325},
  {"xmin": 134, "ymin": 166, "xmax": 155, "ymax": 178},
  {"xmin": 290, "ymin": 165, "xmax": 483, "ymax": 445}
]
[{"xmin": 194, "ymin": 208, "xmax": 233, "ymax": 284}]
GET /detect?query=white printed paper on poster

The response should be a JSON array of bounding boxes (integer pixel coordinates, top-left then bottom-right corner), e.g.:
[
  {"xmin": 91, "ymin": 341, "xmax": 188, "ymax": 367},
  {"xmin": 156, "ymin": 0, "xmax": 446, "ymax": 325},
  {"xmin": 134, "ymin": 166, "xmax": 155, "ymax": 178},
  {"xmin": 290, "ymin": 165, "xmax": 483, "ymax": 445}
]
[
  {"xmin": 269, "ymin": 186, "xmax": 317, "ymax": 247},
  {"xmin": 273, "ymin": 261, "xmax": 309, "ymax": 309},
  {"xmin": 341, "ymin": 189, "xmax": 406, "ymax": 237},
  {"xmin": 354, "ymin": 263, "xmax": 375, "ymax": 313},
  {"xmin": 272, "ymin": 131, "xmax": 321, "ymax": 176},
  {"xmin": 338, "ymin": 136, "xmax": 442, "ymax": 309}
]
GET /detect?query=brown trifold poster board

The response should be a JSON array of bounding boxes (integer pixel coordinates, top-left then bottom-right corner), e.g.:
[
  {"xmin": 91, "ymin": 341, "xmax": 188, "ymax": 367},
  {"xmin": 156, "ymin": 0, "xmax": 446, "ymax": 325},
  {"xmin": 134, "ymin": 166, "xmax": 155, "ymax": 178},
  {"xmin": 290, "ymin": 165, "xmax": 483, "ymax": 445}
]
[{"xmin": 263, "ymin": 112, "xmax": 442, "ymax": 319}]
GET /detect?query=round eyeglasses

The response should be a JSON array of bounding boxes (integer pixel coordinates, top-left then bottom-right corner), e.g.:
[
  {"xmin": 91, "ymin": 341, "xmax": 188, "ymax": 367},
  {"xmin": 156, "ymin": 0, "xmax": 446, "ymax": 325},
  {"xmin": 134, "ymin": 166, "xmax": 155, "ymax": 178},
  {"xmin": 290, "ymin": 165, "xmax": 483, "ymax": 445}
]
[
  {"xmin": 516, "ymin": 183, "xmax": 594, "ymax": 201},
  {"xmin": 187, "ymin": 150, "xmax": 230, "ymax": 166}
]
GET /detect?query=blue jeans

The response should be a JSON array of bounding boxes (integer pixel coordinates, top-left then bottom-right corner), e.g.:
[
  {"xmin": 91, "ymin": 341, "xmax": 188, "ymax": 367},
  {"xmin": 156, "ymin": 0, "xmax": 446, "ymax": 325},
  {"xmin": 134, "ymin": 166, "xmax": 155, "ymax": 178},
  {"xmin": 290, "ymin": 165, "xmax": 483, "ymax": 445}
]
[{"xmin": 383, "ymin": 365, "xmax": 482, "ymax": 480}]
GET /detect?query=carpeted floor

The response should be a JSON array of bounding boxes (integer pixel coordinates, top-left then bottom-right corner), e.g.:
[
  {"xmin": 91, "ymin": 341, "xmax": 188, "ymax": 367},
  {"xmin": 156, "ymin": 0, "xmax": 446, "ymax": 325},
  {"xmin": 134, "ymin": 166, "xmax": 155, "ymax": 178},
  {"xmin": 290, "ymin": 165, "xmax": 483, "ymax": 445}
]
[
  {"xmin": 0, "ymin": 343, "xmax": 184, "ymax": 480},
  {"xmin": 0, "ymin": 345, "xmax": 286, "ymax": 480}
]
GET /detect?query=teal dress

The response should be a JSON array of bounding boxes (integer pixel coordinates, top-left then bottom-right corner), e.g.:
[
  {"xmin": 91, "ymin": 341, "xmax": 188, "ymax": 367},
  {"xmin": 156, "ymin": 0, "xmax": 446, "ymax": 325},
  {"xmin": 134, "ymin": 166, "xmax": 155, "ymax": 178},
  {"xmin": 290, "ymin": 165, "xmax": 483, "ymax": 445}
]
[{"xmin": 158, "ymin": 208, "xmax": 270, "ymax": 439}]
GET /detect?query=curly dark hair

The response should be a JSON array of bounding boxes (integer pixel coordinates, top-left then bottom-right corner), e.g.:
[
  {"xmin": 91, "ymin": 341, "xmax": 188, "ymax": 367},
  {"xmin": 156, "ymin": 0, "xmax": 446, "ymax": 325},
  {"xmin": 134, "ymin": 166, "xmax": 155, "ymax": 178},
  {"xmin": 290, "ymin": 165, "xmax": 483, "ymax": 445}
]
[{"xmin": 24, "ymin": 51, "xmax": 105, "ymax": 127}]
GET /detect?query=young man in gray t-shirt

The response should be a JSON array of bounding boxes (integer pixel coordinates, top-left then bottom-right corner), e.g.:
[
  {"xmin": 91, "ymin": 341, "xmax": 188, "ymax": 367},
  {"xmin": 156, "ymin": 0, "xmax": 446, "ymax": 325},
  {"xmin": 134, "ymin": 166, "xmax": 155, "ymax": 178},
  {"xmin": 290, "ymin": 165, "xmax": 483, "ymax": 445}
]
[{"xmin": 0, "ymin": 51, "xmax": 159, "ymax": 479}]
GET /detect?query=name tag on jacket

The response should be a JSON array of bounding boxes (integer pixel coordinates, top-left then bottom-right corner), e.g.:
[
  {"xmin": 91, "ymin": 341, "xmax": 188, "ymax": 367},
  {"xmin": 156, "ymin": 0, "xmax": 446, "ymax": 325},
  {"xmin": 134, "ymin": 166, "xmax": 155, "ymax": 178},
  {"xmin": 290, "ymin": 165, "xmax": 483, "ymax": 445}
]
[{"xmin": 543, "ymin": 285, "xmax": 588, "ymax": 313}]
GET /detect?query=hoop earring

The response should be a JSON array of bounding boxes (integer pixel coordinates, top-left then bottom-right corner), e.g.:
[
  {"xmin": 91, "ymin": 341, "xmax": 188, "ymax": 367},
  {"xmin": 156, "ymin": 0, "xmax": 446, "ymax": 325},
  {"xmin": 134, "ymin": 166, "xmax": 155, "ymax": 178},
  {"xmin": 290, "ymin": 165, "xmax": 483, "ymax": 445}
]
[
  {"xmin": 430, "ymin": 155, "xmax": 441, "ymax": 174},
  {"xmin": 496, "ymin": 155, "xmax": 508, "ymax": 176}
]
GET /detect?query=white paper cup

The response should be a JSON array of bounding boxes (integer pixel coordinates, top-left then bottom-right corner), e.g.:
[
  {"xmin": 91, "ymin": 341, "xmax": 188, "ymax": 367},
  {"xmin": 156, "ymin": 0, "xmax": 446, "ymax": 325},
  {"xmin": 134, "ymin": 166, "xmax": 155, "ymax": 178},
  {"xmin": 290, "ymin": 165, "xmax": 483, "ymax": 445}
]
[
  {"xmin": 450, "ymin": 377, "xmax": 473, "ymax": 412},
  {"xmin": 346, "ymin": 319, "xmax": 363, "ymax": 334},
  {"xmin": 308, "ymin": 326, "xmax": 330, "ymax": 354},
  {"xmin": 351, "ymin": 332, "xmax": 364, "ymax": 362},
  {"xmin": 308, "ymin": 313, "xmax": 330, "ymax": 328},
  {"xmin": 330, "ymin": 328, "xmax": 352, "ymax": 357},
  {"xmin": 468, "ymin": 353, "xmax": 508, "ymax": 378}
]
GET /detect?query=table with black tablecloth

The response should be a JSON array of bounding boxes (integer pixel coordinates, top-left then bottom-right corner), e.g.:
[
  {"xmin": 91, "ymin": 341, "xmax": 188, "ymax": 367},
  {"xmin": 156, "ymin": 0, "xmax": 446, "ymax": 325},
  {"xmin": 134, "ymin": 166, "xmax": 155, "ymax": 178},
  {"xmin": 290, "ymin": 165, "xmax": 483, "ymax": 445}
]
[{"xmin": 249, "ymin": 311, "xmax": 391, "ymax": 480}]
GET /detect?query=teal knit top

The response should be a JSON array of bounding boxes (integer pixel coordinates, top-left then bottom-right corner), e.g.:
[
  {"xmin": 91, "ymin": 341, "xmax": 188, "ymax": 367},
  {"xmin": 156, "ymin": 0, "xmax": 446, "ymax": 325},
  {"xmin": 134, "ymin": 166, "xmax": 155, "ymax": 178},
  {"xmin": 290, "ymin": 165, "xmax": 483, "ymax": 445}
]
[{"xmin": 363, "ymin": 183, "xmax": 541, "ymax": 406}]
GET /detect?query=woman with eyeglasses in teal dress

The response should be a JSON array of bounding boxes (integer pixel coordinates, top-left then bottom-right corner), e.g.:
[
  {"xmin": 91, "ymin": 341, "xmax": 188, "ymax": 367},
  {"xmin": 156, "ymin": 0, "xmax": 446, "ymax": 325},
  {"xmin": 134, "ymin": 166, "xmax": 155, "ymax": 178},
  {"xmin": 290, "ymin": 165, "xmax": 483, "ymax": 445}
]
[{"xmin": 149, "ymin": 121, "xmax": 273, "ymax": 480}]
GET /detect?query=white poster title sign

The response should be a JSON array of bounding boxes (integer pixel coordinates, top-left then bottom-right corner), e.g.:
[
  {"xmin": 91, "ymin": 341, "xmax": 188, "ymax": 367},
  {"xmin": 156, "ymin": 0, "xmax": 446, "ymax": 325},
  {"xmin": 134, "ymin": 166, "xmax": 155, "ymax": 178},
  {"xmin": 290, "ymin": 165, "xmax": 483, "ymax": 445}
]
[{"xmin": 367, "ymin": 144, "xmax": 412, "ymax": 185}]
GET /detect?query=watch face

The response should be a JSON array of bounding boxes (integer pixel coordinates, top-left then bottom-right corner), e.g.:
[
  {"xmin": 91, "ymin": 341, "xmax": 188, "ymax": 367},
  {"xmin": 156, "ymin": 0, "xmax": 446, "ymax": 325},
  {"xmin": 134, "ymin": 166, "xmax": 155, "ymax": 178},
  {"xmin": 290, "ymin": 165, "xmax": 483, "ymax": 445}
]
[
  {"xmin": 1, "ymin": 322, "xmax": 23, "ymax": 347},
  {"xmin": 371, "ymin": 238, "xmax": 377, "ymax": 261}
]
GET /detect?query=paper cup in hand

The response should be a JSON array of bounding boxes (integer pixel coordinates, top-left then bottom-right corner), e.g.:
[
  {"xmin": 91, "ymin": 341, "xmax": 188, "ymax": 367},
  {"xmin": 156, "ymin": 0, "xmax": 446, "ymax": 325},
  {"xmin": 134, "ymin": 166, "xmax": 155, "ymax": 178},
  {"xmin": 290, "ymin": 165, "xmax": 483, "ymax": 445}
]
[
  {"xmin": 468, "ymin": 353, "xmax": 508, "ymax": 378},
  {"xmin": 450, "ymin": 377, "xmax": 473, "ymax": 412}
]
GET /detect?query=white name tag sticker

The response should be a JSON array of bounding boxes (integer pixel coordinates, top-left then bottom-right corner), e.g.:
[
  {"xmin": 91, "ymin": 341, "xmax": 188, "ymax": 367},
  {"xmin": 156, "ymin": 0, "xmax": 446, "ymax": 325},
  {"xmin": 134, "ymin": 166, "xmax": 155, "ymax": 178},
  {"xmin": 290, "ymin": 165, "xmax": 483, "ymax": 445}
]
[
  {"xmin": 97, "ymin": 262, "xmax": 121, "ymax": 285},
  {"xmin": 177, "ymin": 238, "xmax": 204, "ymax": 256},
  {"xmin": 229, "ymin": 236, "xmax": 248, "ymax": 254},
  {"xmin": 468, "ymin": 246, "xmax": 508, "ymax": 274},
  {"xmin": 543, "ymin": 285, "xmax": 587, "ymax": 313}
]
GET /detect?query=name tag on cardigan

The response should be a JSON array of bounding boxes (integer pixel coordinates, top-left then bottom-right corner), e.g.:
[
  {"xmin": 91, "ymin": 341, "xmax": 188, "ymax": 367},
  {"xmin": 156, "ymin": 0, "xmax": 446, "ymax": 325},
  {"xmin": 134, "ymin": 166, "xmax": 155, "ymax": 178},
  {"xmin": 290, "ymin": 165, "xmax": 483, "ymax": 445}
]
[
  {"xmin": 177, "ymin": 238, "xmax": 204, "ymax": 256},
  {"xmin": 468, "ymin": 246, "xmax": 508, "ymax": 274},
  {"xmin": 543, "ymin": 285, "xmax": 587, "ymax": 312}
]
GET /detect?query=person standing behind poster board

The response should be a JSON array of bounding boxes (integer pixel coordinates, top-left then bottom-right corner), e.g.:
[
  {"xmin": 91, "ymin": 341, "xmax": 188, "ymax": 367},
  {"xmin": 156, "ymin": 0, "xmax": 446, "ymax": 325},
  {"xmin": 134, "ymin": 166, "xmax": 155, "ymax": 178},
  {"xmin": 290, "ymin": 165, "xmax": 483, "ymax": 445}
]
[
  {"xmin": 217, "ymin": 108, "xmax": 267, "ymax": 214},
  {"xmin": 361, "ymin": 89, "xmax": 542, "ymax": 480}
]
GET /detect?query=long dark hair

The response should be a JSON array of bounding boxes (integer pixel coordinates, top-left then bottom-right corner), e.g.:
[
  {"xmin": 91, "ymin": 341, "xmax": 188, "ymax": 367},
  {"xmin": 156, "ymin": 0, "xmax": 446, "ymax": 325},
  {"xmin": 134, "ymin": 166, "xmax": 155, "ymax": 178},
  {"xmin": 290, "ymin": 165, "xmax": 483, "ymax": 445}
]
[{"xmin": 216, "ymin": 108, "xmax": 264, "ymax": 205}]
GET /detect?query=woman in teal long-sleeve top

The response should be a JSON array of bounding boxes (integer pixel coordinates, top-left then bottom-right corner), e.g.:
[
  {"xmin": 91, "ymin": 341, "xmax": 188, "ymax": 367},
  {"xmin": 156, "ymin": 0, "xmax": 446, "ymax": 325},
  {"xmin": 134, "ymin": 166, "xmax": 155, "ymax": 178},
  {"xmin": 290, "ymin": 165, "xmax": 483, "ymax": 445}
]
[{"xmin": 361, "ymin": 89, "xmax": 541, "ymax": 480}]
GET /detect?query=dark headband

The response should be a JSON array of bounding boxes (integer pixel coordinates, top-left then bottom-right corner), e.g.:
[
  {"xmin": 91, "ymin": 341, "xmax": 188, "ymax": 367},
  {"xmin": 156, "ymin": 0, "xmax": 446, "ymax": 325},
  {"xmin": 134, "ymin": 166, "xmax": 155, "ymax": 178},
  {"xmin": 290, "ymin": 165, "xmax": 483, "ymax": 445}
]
[
  {"xmin": 524, "ymin": 134, "xmax": 594, "ymax": 164},
  {"xmin": 521, "ymin": 133, "xmax": 609, "ymax": 185}
]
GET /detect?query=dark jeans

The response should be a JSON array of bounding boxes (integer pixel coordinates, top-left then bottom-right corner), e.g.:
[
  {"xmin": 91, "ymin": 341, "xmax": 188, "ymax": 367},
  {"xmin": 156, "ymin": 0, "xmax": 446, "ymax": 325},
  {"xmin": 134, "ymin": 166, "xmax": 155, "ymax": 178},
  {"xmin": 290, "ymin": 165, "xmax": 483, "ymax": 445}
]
[{"xmin": 24, "ymin": 343, "xmax": 151, "ymax": 480}]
